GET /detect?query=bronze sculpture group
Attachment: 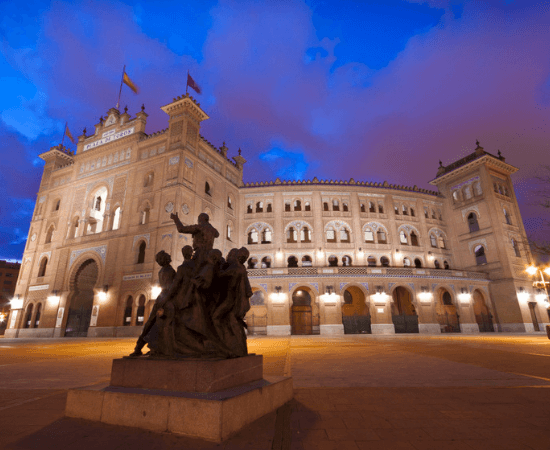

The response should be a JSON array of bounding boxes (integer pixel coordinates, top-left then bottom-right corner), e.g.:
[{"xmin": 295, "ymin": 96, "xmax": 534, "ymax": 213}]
[{"xmin": 129, "ymin": 213, "xmax": 252, "ymax": 359}]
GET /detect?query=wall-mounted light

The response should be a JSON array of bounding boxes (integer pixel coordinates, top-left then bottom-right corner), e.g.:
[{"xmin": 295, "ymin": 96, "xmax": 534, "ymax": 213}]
[
  {"xmin": 372, "ymin": 286, "xmax": 388, "ymax": 305},
  {"xmin": 418, "ymin": 286, "xmax": 433, "ymax": 302},
  {"xmin": 151, "ymin": 285, "xmax": 162, "ymax": 299},
  {"xmin": 517, "ymin": 286, "xmax": 530, "ymax": 303},
  {"xmin": 270, "ymin": 286, "xmax": 286, "ymax": 303},
  {"xmin": 0, "ymin": 312, "xmax": 5, "ymax": 323},
  {"xmin": 326, "ymin": 285, "xmax": 334, "ymax": 295},
  {"xmin": 535, "ymin": 290, "xmax": 549, "ymax": 304},
  {"xmin": 97, "ymin": 285, "xmax": 109, "ymax": 302},
  {"xmin": 317, "ymin": 248, "xmax": 324, "ymax": 258},
  {"xmin": 10, "ymin": 295, "xmax": 23, "ymax": 310},
  {"xmin": 395, "ymin": 249, "xmax": 400, "ymax": 253},
  {"xmin": 357, "ymin": 247, "xmax": 364, "ymax": 257},
  {"xmin": 458, "ymin": 287, "xmax": 472, "ymax": 303},
  {"xmin": 48, "ymin": 290, "xmax": 61, "ymax": 305},
  {"xmin": 276, "ymin": 249, "xmax": 283, "ymax": 259}
]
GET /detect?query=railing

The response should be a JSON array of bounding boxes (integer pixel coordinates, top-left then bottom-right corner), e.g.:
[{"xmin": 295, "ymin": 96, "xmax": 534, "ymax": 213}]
[{"xmin": 247, "ymin": 266, "xmax": 490, "ymax": 280}]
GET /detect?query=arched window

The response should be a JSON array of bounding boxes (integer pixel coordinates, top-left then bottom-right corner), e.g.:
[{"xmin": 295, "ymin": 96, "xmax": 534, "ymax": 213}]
[
  {"xmin": 24, "ymin": 304, "xmax": 33, "ymax": 328},
  {"xmin": 287, "ymin": 256, "xmax": 298, "ymax": 268},
  {"xmin": 410, "ymin": 232, "xmax": 419, "ymax": 246},
  {"xmin": 95, "ymin": 196, "xmax": 102, "ymax": 211},
  {"xmin": 452, "ymin": 191, "xmax": 460, "ymax": 202},
  {"xmin": 474, "ymin": 182, "xmax": 482, "ymax": 196},
  {"xmin": 302, "ymin": 255, "xmax": 312, "ymax": 267},
  {"xmin": 33, "ymin": 303, "xmax": 42, "ymax": 328},
  {"xmin": 437, "ymin": 236, "xmax": 446, "ymax": 249},
  {"xmin": 360, "ymin": 203, "xmax": 366, "ymax": 213},
  {"xmin": 342, "ymin": 255, "xmax": 352, "ymax": 267},
  {"xmin": 123, "ymin": 296, "xmax": 133, "ymax": 326},
  {"xmin": 504, "ymin": 209, "xmax": 511, "ymax": 225},
  {"xmin": 444, "ymin": 260, "xmax": 450, "ymax": 270},
  {"xmin": 377, "ymin": 229, "xmax": 387, "ymax": 243},
  {"xmin": 328, "ymin": 256, "xmax": 338, "ymax": 267},
  {"xmin": 463, "ymin": 185, "xmax": 472, "ymax": 200},
  {"xmin": 512, "ymin": 239, "xmax": 521, "ymax": 257},
  {"xmin": 256, "ymin": 201, "xmax": 263, "ymax": 213},
  {"xmin": 403, "ymin": 257, "xmax": 411, "ymax": 267},
  {"xmin": 343, "ymin": 202, "xmax": 349, "ymax": 212},
  {"xmin": 474, "ymin": 245, "xmax": 487, "ymax": 265},
  {"xmin": 414, "ymin": 258, "xmax": 422, "ymax": 268},
  {"xmin": 286, "ymin": 227, "xmax": 297, "ymax": 243},
  {"xmin": 227, "ymin": 224, "xmax": 232, "ymax": 241},
  {"xmin": 205, "ymin": 181, "xmax": 212, "ymax": 196},
  {"xmin": 38, "ymin": 258, "xmax": 48, "ymax": 277},
  {"xmin": 261, "ymin": 256, "xmax": 271, "ymax": 268},
  {"xmin": 294, "ymin": 200, "xmax": 301, "ymax": 211},
  {"xmin": 267, "ymin": 203, "xmax": 273, "ymax": 212},
  {"xmin": 430, "ymin": 234, "xmax": 437, "ymax": 248},
  {"xmin": 394, "ymin": 205, "xmax": 399, "ymax": 215},
  {"xmin": 248, "ymin": 229, "xmax": 259, "ymax": 244},
  {"xmin": 424, "ymin": 208, "xmax": 429, "ymax": 218},
  {"xmin": 367, "ymin": 256, "xmax": 377, "ymax": 267},
  {"xmin": 402, "ymin": 205, "xmax": 408, "ymax": 215},
  {"xmin": 227, "ymin": 197, "xmax": 233, "ymax": 209},
  {"xmin": 323, "ymin": 202, "xmax": 329, "ymax": 211},
  {"xmin": 467, "ymin": 213, "xmax": 480, "ymax": 232},
  {"xmin": 144, "ymin": 172, "xmax": 154, "ymax": 187},
  {"xmin": 141, "ymin": 207, "xmax": 150, "ymax": 225},
  {"xmin": 364, "ymin": 229, "xmax": 374, "ymax": 242},
  {"xmin": 285, "ymin": 202, "xmax": 291, "ymax": 212},
  {"xmin": 262, "ymin": 228, "xmax": 272, "ymax": 243},
  {"xmin": 248, "ymin": 257, "xmax": 258, "ymax": 269},
  {"xmin": 410, "ymin": 207, "xmax": 415, "ymax": 217},
  {"xmin": 434, "ymin": 260, "xmax": 441, "ymax": 269},
  {"xmin": 326, "ymin": 227, "xmax": 336, "ymax": 243},
  {"xmin": 369, "ymin": 202, "xmax": 375, "ymax": 213},
  {"xmin": 136, "ymin": 295, "xmax": 146, "ymax": 324},
  {"xmin": 247, "ymin": 204, "xmax": 253, "ymax": 214},
  {"xmin": 340, "ymin": 228, "xmax": 350, "ymax": 243},
  {"xmin": 45, "ymin": 225, "xmax": 54, "ymax": 244},
  {"xmin": 301, "ymin": 227, "xmax": 311, "ymax": 243},
  {"xmin": 137, "ymin": 241, "xmax": 146, "ymax": 264},
  {"xmin": 332, "ymin": 200, "xmax": 339, "ymax": 211},
  {"xmin": 378, "ymin": 204, "xmax": 384, "ymax": 214},
  {"xmin": 304, "ymin": 202, "xmax": 311, "ymax": 212},
  {"xmin": 112, "ymin": 207, "xmax": 121, "ymax": 230},
  {"xmin": 431, "ymin": 209, "xmax": 436, "ymax": 219},
  {"xmin": 400, "ymin": 231, "xmax": 408, "ymax": 245},
  {"xmin": 380, "ymin": 256, "xmax": 390, "ymax": 267},
  {"xmin": 442, "ymin": 291, "xmax": 453, "ymax": 306},
  {"xmin": 54, "ymin": 199, "xmax": 60, "ymax": 211}
]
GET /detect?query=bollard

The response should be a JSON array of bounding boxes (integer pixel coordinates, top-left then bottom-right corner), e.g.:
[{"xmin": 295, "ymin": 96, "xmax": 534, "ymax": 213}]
[{"xmin": 546, "ymin": 325, "xmax": 550, "ymax": 340}]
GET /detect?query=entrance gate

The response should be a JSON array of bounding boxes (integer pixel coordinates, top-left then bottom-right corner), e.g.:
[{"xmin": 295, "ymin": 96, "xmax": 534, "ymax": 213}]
[
  {"xmin": 473, "ymin": 290, "xmax": 494, "ymax": 333},
  {"xmin": 342, "ymin": 286, "xmax": 371, "ymax": 334},
  {"xmin": 65, "ymin": 259, "xmax": 98, "ymax": 337},
  {"xmin": 291, "ymin": 288, "xmax": 314, "ymax": 335},
  {"xmin": 392, "ymin": 286, "xmax": 419, "ymax": 333}
]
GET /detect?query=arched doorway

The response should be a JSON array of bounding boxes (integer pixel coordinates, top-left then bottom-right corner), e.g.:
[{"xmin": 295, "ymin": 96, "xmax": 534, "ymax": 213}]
[
  {"xmin": 435, "ymin": 288, "xmax": 460, "ymax": 333},
  {"xmin": 342, "ymin": 286, "xmax": 371, "ymax": 334},
  {"xmin": 391, "ymin": 286, "xmax": 419, "ymax": 333},
  {"xmin": 291, "ymin": 287, "xmax": 314, "ymax": 335},
  {"xmin": 65, "ymin": 259, "xmax": 98, "ymax": 337},
  {"xmin": 473, "ymin": 290, "xmax": 494, "ymax": 332}
]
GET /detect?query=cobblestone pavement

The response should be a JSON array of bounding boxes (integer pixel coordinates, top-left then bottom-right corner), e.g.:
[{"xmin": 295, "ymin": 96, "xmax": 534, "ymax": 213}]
[{"xmin": 1, "ymin": 334, "xmax": 550, "ymax": 449}]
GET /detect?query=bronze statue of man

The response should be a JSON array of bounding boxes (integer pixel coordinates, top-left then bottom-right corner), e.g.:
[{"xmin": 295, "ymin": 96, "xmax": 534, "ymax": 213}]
[
  {"xmin": 129, "ymin": 250, "xmax": 175, "ymax": 357},
  {"xmin": 170, "ymin": 212, "xmax": 219, "ymax": 270}
]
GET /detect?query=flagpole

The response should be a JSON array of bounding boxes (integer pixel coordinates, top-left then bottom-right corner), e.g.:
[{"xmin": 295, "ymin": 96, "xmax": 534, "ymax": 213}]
[
  {"xmin": 186, "ymin": 70, "xmax": 189, "ymax": 95},
  {"xmin": 116, "ymin": 65, "xmax": 125, "ymax": 109},
  {"xmin": 61, "ymin": 122, "xmax": 66, "ymax": 148}
]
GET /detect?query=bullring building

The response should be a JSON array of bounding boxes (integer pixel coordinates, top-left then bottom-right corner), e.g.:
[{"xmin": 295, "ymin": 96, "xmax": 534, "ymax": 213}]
[{"xmin": 5, "ymin": 95, "xmax": 547, "ymax": 338}]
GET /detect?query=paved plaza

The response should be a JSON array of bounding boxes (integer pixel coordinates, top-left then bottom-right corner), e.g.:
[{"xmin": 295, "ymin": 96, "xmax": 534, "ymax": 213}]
[{"xmin": 1, "ymin": 334, "xmax": 550, "ymax": 449}]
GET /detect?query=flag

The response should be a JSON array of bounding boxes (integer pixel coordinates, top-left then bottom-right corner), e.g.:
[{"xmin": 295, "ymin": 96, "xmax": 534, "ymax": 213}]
[
  {"xmin": 187, "ymin": 73, "xmax": 201, "ymax": 94},
  {"xmin": 65, "ymin": 123, "xmax": 75, "ymax": 144},
  {"xmin": 123, "ymin": 71, "xmax": 139, "ymax": 94}
]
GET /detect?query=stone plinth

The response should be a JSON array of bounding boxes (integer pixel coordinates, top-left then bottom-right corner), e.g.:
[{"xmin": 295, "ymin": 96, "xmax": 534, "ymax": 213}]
[
  {"xmin": 65, "ymin": 355, "xmax": 293, "ymax": 442},
  {"xmin": 111, "ymin": 354, "xmax": 263, "ymax": 392}
]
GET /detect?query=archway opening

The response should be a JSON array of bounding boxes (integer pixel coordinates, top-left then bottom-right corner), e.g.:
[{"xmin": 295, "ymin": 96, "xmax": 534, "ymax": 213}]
[
  {"xmin": 291, "ymin": 287, "xmax": 315, "ymax": 335},
  {"xmin": 65, "ymin": 259, "xmax": 98, "ymax": 337},
  {"xmin": 137, "ymin": 295, "xmax": 146, "ymax": 326},
  {"xmin": 287, "ymin": 256, "xmax": 298, "ymax": 268},
  {"xmin": 436, "ymin": 288, "xmax": 460, "ymax": 333},
  {"xmin": 391, "ymin": 286, "xmax": 419, "ymax": 333},
  {"xmin": 342, "ymin": 286, "xmax": 371, "ymax": 334},
  {"xmin": 123, "ymin": 296, "xmax": 133, "ymax": 326},
  {"xmin": 245, "ymin": 288, "xmax": 267, "ymax": 335},
  {"xmin": 473, "ymin": 290, "xmax": 494, "ymax": 332}
]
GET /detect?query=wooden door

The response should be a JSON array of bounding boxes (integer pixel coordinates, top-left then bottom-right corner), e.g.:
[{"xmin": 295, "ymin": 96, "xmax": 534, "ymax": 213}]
[{"xmin": 292, "ymin": 305, "xmax": 312, "ymax": 335}]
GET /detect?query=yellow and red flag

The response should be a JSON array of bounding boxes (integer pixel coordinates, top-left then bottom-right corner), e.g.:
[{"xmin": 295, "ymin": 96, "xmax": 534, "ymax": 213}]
[{"xmin": 123, "ymin": 71, "xmax": 139, "ymax": 94}]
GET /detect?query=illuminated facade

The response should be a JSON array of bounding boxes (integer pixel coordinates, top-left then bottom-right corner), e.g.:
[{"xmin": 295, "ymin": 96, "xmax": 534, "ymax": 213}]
[{"xmin": 6, "ymin": 95, "xmax": 548, "ymax": 338}]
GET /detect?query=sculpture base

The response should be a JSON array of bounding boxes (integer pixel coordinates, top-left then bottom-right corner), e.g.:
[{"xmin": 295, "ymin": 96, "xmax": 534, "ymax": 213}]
[
  {"xmin": 66, "ymin": 377, "xmax": 293, "ymax": 442},
  {"xmin": 65, "ymin": 355, "xmax": 293, "ymax": 442}
]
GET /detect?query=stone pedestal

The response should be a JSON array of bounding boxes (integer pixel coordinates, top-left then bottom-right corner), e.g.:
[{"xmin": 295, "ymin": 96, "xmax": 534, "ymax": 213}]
[{"xmin": 65, "ymin": 355, "xmax": 293, "ymax": 442}]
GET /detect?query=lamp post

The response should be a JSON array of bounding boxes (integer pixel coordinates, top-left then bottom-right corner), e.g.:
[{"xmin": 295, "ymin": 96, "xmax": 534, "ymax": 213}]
[{"xmin": 526, "ymin": 265, "xmax": 550, "ymax": 338}]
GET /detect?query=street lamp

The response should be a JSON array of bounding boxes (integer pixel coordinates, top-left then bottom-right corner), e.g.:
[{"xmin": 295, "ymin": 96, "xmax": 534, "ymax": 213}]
[{"xmin": 526, "ymin": 265, "xmax": 550, "ymax": 292}]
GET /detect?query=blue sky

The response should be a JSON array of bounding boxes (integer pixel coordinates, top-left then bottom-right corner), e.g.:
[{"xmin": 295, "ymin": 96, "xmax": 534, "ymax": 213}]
[{"xmin": 1, "ymin": 0, "xmax": 549, "ymax": 261}]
